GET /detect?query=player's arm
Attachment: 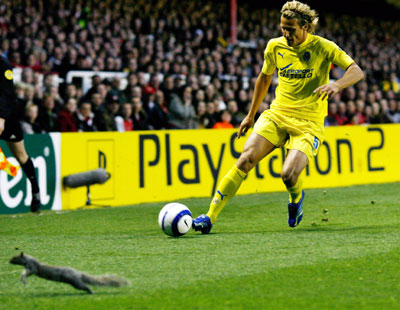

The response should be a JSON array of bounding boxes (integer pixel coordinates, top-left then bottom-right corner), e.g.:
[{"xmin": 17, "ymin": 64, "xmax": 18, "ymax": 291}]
[
  {"xmin": 237, "ymin": 72, "xmax": 272, "ymax": 139},
  {"xmin": 314, "ymin": 64, "xmax": 364, "ymax": 100},
  {"xmin": 314, "ymin": 46, "xmax": 364, "ymax": 100},
  {"xmin": 333, "ymin": 63, "xmax": 364, "ymax": 90}
]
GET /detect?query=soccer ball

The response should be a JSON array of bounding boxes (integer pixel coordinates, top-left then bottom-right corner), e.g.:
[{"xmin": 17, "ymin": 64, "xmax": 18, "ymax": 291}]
[{"xmin": 158, "ymin": 203, "xmax": 193, "ymax": 237}]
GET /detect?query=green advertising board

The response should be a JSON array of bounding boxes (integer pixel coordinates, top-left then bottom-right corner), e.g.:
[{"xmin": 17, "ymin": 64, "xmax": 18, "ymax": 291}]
[{"xmin": 0, "ymin": 133, "xmax": 60, "ymax": 214}]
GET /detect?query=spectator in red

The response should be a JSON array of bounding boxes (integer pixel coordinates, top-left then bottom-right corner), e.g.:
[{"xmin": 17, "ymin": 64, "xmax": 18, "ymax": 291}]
[
  {"xmin": 325, "ymin": 102, "xmax": 339, "ymax": 126},
  {"xmin": 115, "ymin": 102, "xmax": 134, "ymax": 132},
  {"xmin": 213, "ymin": 110, "xmax": 234, "ymax": 129},
  {"xmin": 143, "ymin": 74, "xmax": 160, "ymax": 96},
  {"xmin": 56, "ymin": 98, "xmax": 77, "ymax": 132},
  {"xmin": 346, "ymin": 101, "xmax": 357, "ymax": 125},
  {"xmin": 355, "ymin": 100, "xmax": 366, "ymax": 124},
  {"xmin": 336, "ymin": 102, "xmax": 349, "ymax": 125}
]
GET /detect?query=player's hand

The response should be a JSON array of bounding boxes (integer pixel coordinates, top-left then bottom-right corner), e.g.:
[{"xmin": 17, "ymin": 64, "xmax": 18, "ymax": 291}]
[
  {"xmin": 313, "ymin": 82, "xmax": 340, "ymax": 100},
  {"xmin": 0, "ymin": 118, "xmax": 4, "ymax": 136},
  {"xmin": 237, "ymin": 115, "xmax": 254, "ymax": 139}
]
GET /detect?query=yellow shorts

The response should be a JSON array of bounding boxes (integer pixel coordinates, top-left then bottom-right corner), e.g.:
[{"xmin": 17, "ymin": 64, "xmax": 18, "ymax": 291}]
[{"xmin": 253, "ymin": 109, "xmax": 325, "ymax": 162}]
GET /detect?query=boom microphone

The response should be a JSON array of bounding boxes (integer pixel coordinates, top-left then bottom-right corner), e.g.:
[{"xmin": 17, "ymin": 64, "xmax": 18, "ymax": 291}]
[{"xmin": 63, "ymin": 168, "xmax": 111, "ymax": 189}]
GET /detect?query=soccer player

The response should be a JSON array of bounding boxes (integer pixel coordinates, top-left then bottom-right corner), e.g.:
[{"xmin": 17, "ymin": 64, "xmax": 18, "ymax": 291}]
[
  {"xmin": 192, "ymin": 0, "xmax": 364, "ymax": 233},
  {"xmin": 0, "ymin": 55, "xmax": 41, "ymax": 213}
]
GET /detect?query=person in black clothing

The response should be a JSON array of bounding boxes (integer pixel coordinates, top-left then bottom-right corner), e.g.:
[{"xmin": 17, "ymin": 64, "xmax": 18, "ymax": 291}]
[
  {"xmin": 146, "ymin": 90, "xmax": 169, "ymax": 130},
  {"xmin": 0, "ymin": 56, "xmax": 41, "ymax": 212}
]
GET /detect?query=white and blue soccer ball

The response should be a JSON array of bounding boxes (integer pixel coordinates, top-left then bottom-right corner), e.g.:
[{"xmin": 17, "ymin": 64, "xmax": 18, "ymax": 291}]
[{"xmin": 158, "ymin": 203, "xmax": 192, "ymax": 237}]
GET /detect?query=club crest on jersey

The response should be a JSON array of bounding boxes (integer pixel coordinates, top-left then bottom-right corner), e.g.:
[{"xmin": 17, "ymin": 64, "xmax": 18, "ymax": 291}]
[
  {"xmin": 303, "ymin": 51, "xmax": 310, "ymax": 61},
  {"xmin": 4, "ymin": 69, "xmax": 13, "ymax": 80}
]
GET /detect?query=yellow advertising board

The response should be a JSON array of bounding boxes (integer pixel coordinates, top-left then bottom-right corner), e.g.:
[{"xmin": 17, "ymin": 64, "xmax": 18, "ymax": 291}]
[{"xmin": 61, "ymin": 124, "xmax": 399, "ymax": 210}]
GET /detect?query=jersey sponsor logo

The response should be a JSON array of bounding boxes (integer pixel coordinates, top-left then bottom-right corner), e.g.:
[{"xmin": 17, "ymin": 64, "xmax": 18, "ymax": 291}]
[
  {"xmin": 4, "ymin": 69, "xmax": 13, "ymax": 80},
  {"xmin": 279, "ymin": 67, "xmax": 314, "ymax": 79}
]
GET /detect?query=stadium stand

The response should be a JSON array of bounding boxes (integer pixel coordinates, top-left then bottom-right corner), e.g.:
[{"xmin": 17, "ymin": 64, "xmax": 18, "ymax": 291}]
[{"xmin": 1, "ymin": 0, "xmax": 399, "ymax": 132}]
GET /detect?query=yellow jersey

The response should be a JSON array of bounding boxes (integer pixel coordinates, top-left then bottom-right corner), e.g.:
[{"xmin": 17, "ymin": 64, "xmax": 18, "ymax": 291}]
[{"xmin": 262, "ymin": 33, "xmax": 354, "ymax": 124}]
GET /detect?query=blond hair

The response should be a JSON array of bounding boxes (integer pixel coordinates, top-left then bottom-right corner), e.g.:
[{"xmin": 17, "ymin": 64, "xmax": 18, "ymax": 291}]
[{"xmin": 281, "ymin": 1, "xmax": 319, "ymax": 33}]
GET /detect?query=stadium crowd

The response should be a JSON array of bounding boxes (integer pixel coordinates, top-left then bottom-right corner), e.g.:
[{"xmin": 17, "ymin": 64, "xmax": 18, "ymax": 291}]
[{"xmin": 1, "ymin": 0, "xmax": 400, "ymax": 133}]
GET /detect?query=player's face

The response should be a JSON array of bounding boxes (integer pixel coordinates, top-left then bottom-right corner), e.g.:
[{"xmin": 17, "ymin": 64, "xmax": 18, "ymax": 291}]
[{"xmin": 280, "ymin": 16, "xmax": 307, "ymax": 46}]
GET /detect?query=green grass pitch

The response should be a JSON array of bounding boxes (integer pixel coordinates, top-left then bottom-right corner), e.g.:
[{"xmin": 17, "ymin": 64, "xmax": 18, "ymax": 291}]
[{"xmin": 1, "ymin": 183, "xmax": 399, "ymax": 310}]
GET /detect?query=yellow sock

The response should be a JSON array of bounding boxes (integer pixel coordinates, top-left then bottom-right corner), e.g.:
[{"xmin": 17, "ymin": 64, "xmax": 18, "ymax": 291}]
[
  {"xmin": 206, "ymin": 165, "xmax": 247, "ymax": 223},
  {"xmin": 0, "ymin": 147, "xmax": 20, "ymax": 177},
  {"xmin": 287, "ymin": 171, "xmax": 304, "ymax": 203}
]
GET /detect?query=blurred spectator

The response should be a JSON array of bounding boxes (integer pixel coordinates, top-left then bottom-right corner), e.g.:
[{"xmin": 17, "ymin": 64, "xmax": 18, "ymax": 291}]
[
  {"xmin": 197, "ymin": 101, "xmax": 208, "ymax": 128},
  {"xmin": 132, "ymin": 97, "xmax": 149, "ymax": 130},
  {"xmin": 355, "ymin": 100, "xmax": 366, "ymax": 124},
  {"xmin": 20, "ymin": 103, "xmax": 41, "ymax": 134},
  {"xmin": 63, "ymin": 84, "xmax": 79, "ymax": 102},
  {"xmin": 346, "ymin": 101, "xmax": 357, "ymax": 125},
  {"xmin": 101, "ymin": 99, "xmax": 119, "ymax": 131},
  {"xmin": 364, "ymin": 105, "xmax": 373, "ymax": 124},
  {"xmin": 76, "ymin": 102, "xmax": 97, "ymax": 132},
  {"xmin": 203, "ymin": 101, "xmax": 219, "ymax": 128},
  {"xmin": 369, "ymin": 102, "xmax": 391, "ymax": 124},
  {"xmin": 160, "ymin": 75, "xmax": 177, "ymax": 104},
  {"xmin": 115, "ymin": 102, "xmax": 134, "ymax": 132},
  {"xmin": 146, "ymin": 90, "xmax": 169, "ymax": 130},
  {"xmin": 83, "ymin": 75, "xmax": 103, "ymax": 102},
  {"xmin": 37, "ymin": 93, "xmax": 58, "ymax": 132},
  {"xmin": 226, "ymin": 99, "xmax": 242, "ymax": 127},
  {"xmin": 15, "ymin": 82, "xmax": 28, "ymax": 120},
  {"xmin": 168, "ymin": 86, "xmax": 198, "ymax": 129},
  {"xmin": 90, "ymin": 92, "xmax": 107, "ymax": 131},
  {"xmin": 389, "ymin": 100, "xmax": 400, "ymax": 123},
  {"xmin": 213, "ymin": 110, "xmax": 234, "ymax": 129},
  {"xmin": 106, "ymin": 77, "xmax": 125, "ymax": 103},
  {"xmin": 336, "ymin": 102, "xmax": 349, "ymax": 125},
  {"xmin": 143, "ymin": 74, "xmax": 160, "ymax": 96},
  {"xmin": 325, "ymin": 103, "xmax": 339, "ymax": 126},
  {"xmin": 56, "ymin": 98, "xmax": 78, "ymax": 132}
]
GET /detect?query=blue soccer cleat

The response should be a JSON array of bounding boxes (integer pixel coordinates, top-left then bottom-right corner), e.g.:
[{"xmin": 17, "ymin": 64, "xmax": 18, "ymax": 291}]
[
  {"xmin": 288, "ymin": 191, "xmax": 305, "ymax": 228},
  {"xmin": 192, "ymin": 214, "xmax": 213, "ymax": 234}
]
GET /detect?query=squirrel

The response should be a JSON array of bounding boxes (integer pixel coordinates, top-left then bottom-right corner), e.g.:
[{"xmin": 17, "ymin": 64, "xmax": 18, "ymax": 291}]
[{"xmin": 9, "ymin": 252, "xmax": 130, "ymax": 294}]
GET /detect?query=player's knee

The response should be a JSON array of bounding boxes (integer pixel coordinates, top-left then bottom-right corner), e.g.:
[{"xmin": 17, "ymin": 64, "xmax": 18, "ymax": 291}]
[
  {"xmin": 281, "ymin": 167, "xmax": 297, "ymax": 187},
  {"xmin": 237, "ymin": 152, "xmax": 256, "ymax": 173}
]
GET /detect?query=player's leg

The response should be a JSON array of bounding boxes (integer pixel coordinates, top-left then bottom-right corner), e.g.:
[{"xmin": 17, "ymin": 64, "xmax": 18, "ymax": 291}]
[
  {"xmin": 282, "ymin": 149, "xmax": 308, "ymax": 202},
  {"xmin": 7, "ymin": 140, "xmax": 41, "ymax": 213},
  {"xmin": 281, "ymin": 149, "xmax": 309, "ymax": 227},
  {"xmin": 192, "ymin": 133, "xmax": 275, "ymax": 233},
  {"xmin": 207, "ymin": 133, "xmax": 276, "ymax": 222}
]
